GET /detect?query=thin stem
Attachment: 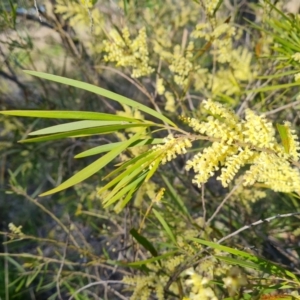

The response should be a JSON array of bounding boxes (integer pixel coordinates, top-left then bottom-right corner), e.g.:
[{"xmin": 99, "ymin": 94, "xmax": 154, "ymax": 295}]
[
  {"xmin": 217, "ymin": 212, "xmax": 300, "ymax": 244},
  {"xmin": 68, "ymin": 280, "xmax": 130, "ymax": 300},
  {"xmin": 56, "ymin": 219, "xmax": 71, "ymax": 300},
  {"xmin": 207, "ymin": 181, "xmax": 242, "ymax": 225},
  {"xmin": 201, "ymin": 185, "xmax": 206, "ymax": 225},
  {"xmin": 4, "ymin": 232, "xmax": 9, "ymax": 300}
]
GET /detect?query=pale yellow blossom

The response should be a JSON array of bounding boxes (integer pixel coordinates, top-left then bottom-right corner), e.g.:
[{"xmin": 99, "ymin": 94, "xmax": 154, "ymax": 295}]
[
  {"xmin": 184, "ymin": 268, "xmax": 218, "ymax": 300},
  {"xmin": 292, "ymin": 52, "xmax": 300, "ymax": 62},
  {"xmin": 103, "ymin": 27, "xmax": 154, "ymax": 78},
  {"xmin": 156, "ymin": 77, "xmax": 165, "ymax": 95},
  {"xmin": 164, "ymin": 91, "xmax": 176, "ymax": 112},
  {"xmin": 151, "ymin": 134, "xmax": 192, "ymax": 167}
]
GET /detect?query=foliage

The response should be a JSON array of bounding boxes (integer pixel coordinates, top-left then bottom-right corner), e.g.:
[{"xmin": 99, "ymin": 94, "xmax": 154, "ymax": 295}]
[{"xmin": 1, "ymin": 0, "xmax": 300, "ymax": 300}]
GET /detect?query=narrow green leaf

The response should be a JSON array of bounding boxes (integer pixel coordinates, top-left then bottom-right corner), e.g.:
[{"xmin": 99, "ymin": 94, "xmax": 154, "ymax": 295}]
[
  {"xmin": 99, "ymin": 150, "xmax": 159, "ymax": 194},
  {"xmin": 108, "ymin": 151, "xmax": 161, "ymax": 196},
  {"xmin": 152, "ymin": 209, "xmax": 176, "ymax": 244},
  {"xmin": 276, "ymin": 123, "xmax": 290, "ymax": 154},
  {"xmin": 145, "ymin": 155, "xmax": 162, "ymax": 182},
  {"xmin": 215, "ymin": 256, "xmax": 262, "ymax": 271},
  {"xmin": 161, "ymin": 174, "xmax": 189, "ymax": 216},
  {"xmin": 15, "ymin": 278, "xmax": 26, "ymax": 293},
  {"xmin": 212, "ymin": 0, "xmax": 223, "ymax": 16},
  {"xmin": 102, "ymin": 172, "xmax": 147, "ymax": 207},
  {"xmin": 76, "ymin": 142, "xmax": 123, "ymax": 158},
  {"xmin": 75, "ymin": 138, "xmax": 163, "ymax": 158},
  {"xmin": 247, "ymin": 82, "xmax": 300, "ymax": 93},
  {"xmin": 107, "ymin": 164, "xmax": 147, "ymax": 199},
  {"xmin": 23, "ymin": 71, "xmax": 177, "ymax": 127},
  {"xmin": 39, "ymin": 129, "xmax": 145, "ymax": 196},
  {"xmin": 0, "ymin": 110, "xmax": 137, "ymax": 122},
  {"xmin": 125, "ymin": 251, "xmax": 178, "ymax": 267},
  {"xmin": 29, "ymin": 120, "xmax": 132, "ymax": 135},
  {"xmin": 114, "ymin": 186, "xmax": 138, "ymax": 213},
  {"xmin": 101, "ymin": 150, "xmax": 156, "ymax": 181},
  {"xmin": 20, "ymin": 124, "xmax": 149, "ymax": 143},
  {"xmin": 189, "ymin": 237, "xmax": 263, "ymax": 260},
  {"xmin": 26, "ymin": 265, "xmax": 43, "ymax": 287},
  {"xmin": 5, "ymin": 256, "xmax": 25, "ymax": 272},
  {"xmin": 8, "ymin": 276, "xmax": 24, "ymax": 290},
  {"xmin": 130, "ymin": 228, "xmax": 158, "ymax": 257},
  {"xmin": 189, "ymin": 237, "xmax": 298, "ymax": 281},
  {"xmin": 256, "ymin": 70, "xmax": 300, "ymax": 80}
]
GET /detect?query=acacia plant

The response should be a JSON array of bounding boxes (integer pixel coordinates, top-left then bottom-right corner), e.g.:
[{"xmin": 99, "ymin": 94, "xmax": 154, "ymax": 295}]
[{"xmin": 2, "ymin": 0, "xmax": 300, "ymax": 299}]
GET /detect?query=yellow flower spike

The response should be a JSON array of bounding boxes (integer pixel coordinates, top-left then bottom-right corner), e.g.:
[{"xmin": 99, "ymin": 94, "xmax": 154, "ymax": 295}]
[
  {"xmin": 153, "ymin": 188, "xmax": 165, "ymax": 204},
  {"xmin": 8, "ymin": 222, "xmax": 24, "ymax": 236},
  {"xmin": 103, "ymin": 27, "xmax": 154, "ymax": 78},
  {"xmin": 223, "ymin": 266, "xmax": 248, "ymax": 297},
  {"xmin": 150, "ymin": 135, "xmax": 193, "ymax": 167}
]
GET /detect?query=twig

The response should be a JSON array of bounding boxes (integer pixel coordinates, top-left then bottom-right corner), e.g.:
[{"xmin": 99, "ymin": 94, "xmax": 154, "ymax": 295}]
[
  {"xmin": 68, "ymin": 280, "xmax": 129, "ymax": 300},
  {"xmin": 10, "ymin": 185, "xmax": 79, "ymax": 248},
  {"xmin": 107, "ymin": 284, "xmax": 129, "ymax": 300},
  {"xmin": 264, "ymin": 99, "xmax": 300, "ymax": 116},
  {"xmin": 0, "ymin": 70, "xmax": 27, "ymax": 91},
  {"xmin": 201, "ymin": 185, "xmax": 206, "ymax": 225},
  {"xmin": 33, "ymin": 0, "xmax": 42, "ymax": 22},
  {"xmin": 3, "ymin": 229, "xmax": 9, "ymax": 300},
  {"xmin": 217, "ymin": 212, "xmax": 300, "ymax": 244},
  {"xmin": 237, "ymin": 63, "xmax": 277, "ymax": 116},
  {"xmin": 14, "ymin": 11, "xmax": 52, "ymax": 28},
  {"xmin": 56, "ymin": 217, "xmax": 71, "ymax": 300},
  {"xmin": 207, "ymin": 181, "xmax": 242, "ymax": 225},
  {"xmin": 0, "ymin": 252, "xmax": 80, "ymax": 266}
]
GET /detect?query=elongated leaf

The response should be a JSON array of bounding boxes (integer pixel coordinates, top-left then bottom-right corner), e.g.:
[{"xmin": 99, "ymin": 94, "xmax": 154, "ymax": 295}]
[
  {"xmin": 189, "ymin": 237, "xmax": 265, "ymax": 260},
  {"xmin": 215, "ymin": 255, "xmax": 262, "ymax": 270},
  {"xmin": 145, "ymin": 155, "xmax": 162, "ymax": 182},
  {"xmin": 107, "ymin": 165, "xmax": 147, "ymax": 199},
  {"xmin": 99, "ymin": 150, "xmax": 160, "ymax": 194},
  {"xmin": 247, "ymin": 82, "xmax": 300, "ymax": 93},
  {"xmin": 161, "ymin": 174, "xmax": 189, "ymax": 216},
  {"xmin": 20, "ymin": 124, "xmax": 150, "ymax": 143},
  {"xmin": 15, "ymin": 278, "xmax": 26, "ymax": 293},
  {"xmin": 101, "ymin": 150, "xmax": 155, "ymax": 181},
  {"xmin": 26, "ymin": 265, "xmax": 43, "ymax": 287},
  {"xmin": 0, "ymin": 110, "xmax": 137, "ymax": 122},
  {"xmin": 75, "ymin": 138, "xmax": 163, "ymax": 158},
  {"xmin": 23, "ymin": 71, "xmax": 177, "ymax": 127},
  {"xmin": 189, "ymin": 237, "xmax": 298, "ymax": 281},
  {"xmin": 107, "ymin": 151, "xmax": 159, "ymax": 196},
  {"xmin": 276, "ymin": 123, "xmax": 290, "ymax": 154},
  {"xmin": 130, "ymin": 228, "xmax": 158, "ymax": 257},
  {"xmin": 114, "ymin": 185, "xmax": 138, "ymax": 213},
  {"xmin": 39, "ymin": 129, "xmax": 145, "ymax": 197},
  {"xmin": 256, "ymin": 70, "xmax": 300, "ymax": 80},
  {"xmin": 102, "ymin": 172, "xmax": 147, "ymax": 207},
  {"xmin": 153, "ymin": 209, "xmax": 176, "ymax": 244},
  {"xmin": 29, "ymin": 120, "xmax": 132, "ymax": 135},
  {"xmin": 125, "ymin": 251, "xmax": 178, "ymax": 267}
]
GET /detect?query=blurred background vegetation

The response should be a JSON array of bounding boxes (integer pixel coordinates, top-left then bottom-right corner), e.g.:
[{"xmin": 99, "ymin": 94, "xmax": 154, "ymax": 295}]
[{"xmin": 2, "ymin": 0, "xmax": 300, "ymax": 299}]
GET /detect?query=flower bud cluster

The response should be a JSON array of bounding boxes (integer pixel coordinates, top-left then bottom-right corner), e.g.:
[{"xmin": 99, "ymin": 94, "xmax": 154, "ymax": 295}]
[
  {"xmin": 103, "ymin": 27, "xmax": 154, "ymax": 78},
  {"xmin": 151, "ymin": 134, "xmax": 192, "ymax": 166},
  {"xmin": 192, "ymin": 22, "xmax": 236, "ymax": 63},
  {"xmin": 169, "ymin": 43, "xmax": 195, "ymax": 87}
]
